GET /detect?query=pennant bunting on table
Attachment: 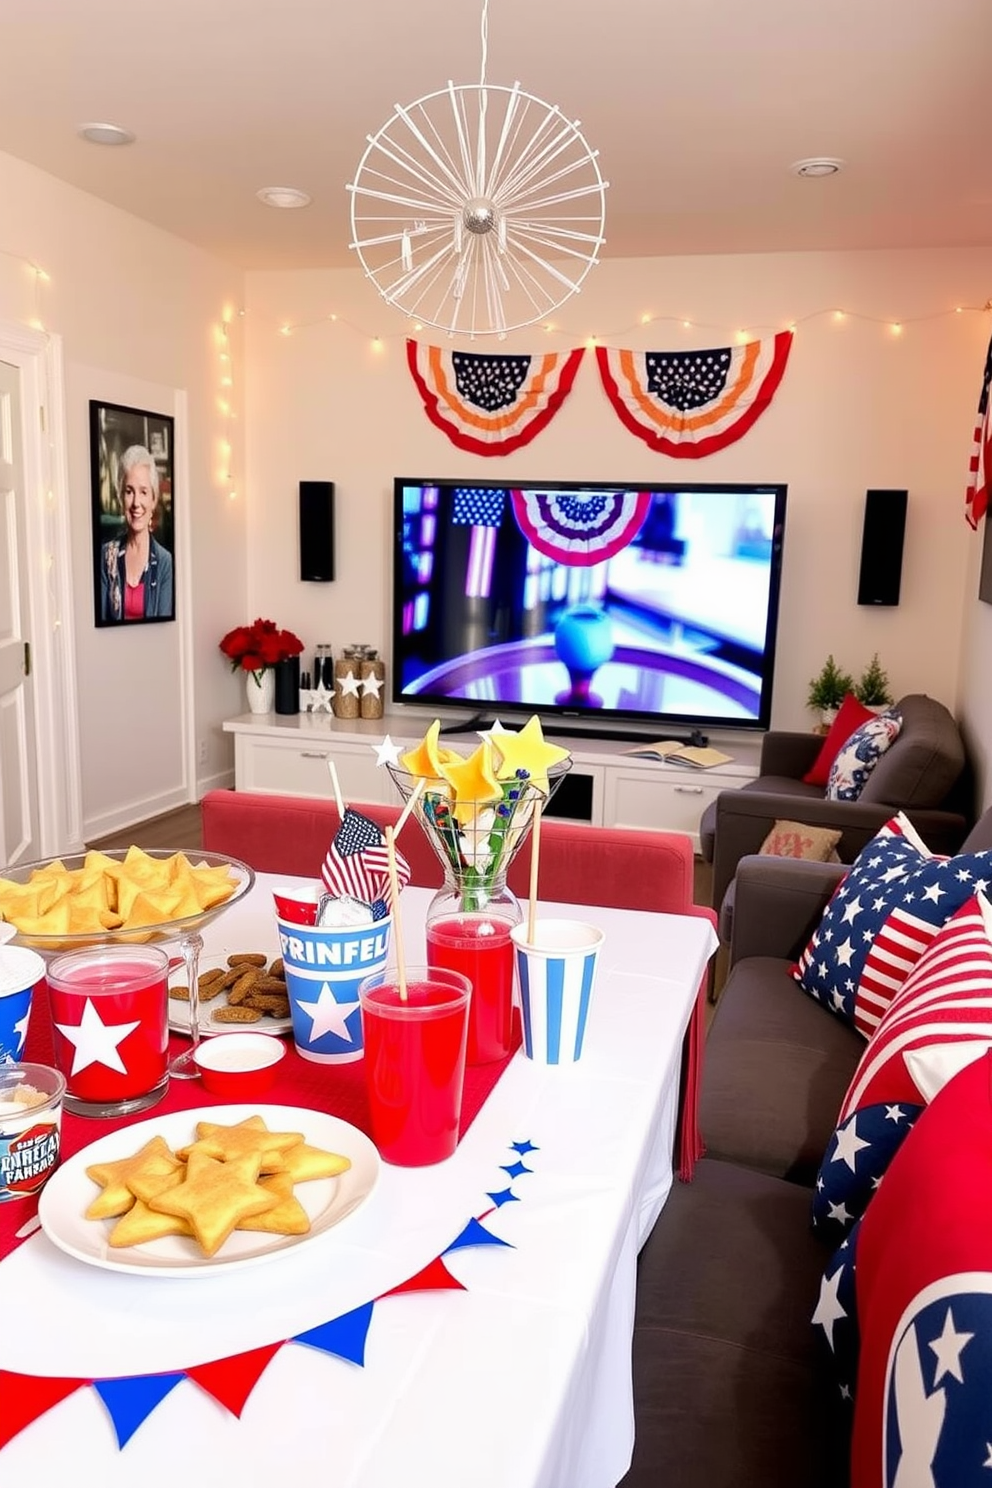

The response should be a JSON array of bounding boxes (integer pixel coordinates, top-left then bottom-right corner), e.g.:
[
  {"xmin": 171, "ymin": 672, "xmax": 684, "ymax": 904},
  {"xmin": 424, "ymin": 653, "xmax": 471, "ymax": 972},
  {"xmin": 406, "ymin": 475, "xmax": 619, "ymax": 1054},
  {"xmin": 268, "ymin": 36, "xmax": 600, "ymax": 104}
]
[
  {"xmin": 185, "ymin": 1343, "xmax": 284, "ymax": 1416},
  {"xmin": 0, "ymin": 1137, "xmax": 539, "ymax": 1452},
  {"xmin": 443, "ymin": 1216, "xmax": 515, "ymax": 1254},
  {"xmin": 95, "ymin": 1374, "xmax": 186, "ymax": 1449},
  {"xmin": 595, "ymin": 330, "xmax": 793, "ymax": 457},
  {"xmin": 293, "ymin": 1303, "xmax": 374, "ymax": 1367},
  {"xmin": 965, "ymin": 328, "xmax": 992, "ymax": 529},
  {"xmin": 406, "ymin": 339, "xmax": 584, "ymax": 456},
  {"xmin": 510, "ymin": 488, "xmax": 652, "ymax": 566}
]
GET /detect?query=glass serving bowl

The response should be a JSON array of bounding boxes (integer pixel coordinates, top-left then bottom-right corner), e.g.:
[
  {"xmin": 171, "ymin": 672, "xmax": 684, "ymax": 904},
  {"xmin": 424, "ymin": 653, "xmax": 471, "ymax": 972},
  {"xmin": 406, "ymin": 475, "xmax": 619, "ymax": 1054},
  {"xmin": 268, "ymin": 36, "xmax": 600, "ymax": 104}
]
[{"xmin": 0, "ymin": 849, "xmax": 256, "ymax": 1079}]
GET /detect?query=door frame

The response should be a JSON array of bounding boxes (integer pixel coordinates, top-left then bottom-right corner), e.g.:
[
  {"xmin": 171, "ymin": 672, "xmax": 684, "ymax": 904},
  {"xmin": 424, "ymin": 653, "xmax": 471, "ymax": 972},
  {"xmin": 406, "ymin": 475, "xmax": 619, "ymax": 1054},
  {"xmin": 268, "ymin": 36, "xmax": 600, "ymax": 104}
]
[{"xmin": 0, "ymin": 320, "xmax": 83, "ymax": 857}]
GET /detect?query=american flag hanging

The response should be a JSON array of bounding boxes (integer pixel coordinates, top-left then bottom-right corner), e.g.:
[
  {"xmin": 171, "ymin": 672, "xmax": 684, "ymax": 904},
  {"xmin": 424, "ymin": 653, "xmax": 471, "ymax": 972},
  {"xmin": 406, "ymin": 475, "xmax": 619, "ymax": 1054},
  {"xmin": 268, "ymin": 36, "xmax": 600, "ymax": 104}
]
[
  {"xmin": 595, "ymin": 331, "xmax": 793, "ymax": 457},
  {"xmin": 406, "ymin": 339, "xmax": 584, "ymax": 456},
  {"xmin": 965, "ymin": 330, "xmax": 992, "ymax": 529},
  {"xmin": 320, "ymin": 808, "xmax": 411, "ymax": 911},
  {"xmin": 510, "ymin": 488, "xmax": 652, "ymax": 566}
]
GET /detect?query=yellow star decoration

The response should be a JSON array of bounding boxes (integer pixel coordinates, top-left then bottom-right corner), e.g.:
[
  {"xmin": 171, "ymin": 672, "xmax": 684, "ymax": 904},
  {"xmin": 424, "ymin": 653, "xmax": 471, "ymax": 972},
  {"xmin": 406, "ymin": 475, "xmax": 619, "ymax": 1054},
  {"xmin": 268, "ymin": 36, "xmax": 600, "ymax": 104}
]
[
  {"xmin": 399, "ymin": 719, "xmax": 460, "ymax": 780},
  {"xmin": 490, "ymin": 716, "xmax": 571, "ymax": 795},
  {"xmin": 439, "ymin": 740, "xmax": 504, "ymax": 826}
]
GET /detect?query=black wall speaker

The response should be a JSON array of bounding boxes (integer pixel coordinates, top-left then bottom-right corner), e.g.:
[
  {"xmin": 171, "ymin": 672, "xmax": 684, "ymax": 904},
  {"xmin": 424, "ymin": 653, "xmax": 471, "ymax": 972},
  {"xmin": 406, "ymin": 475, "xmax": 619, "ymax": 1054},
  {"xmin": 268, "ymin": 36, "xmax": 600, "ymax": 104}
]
[
  {"xmin": 299, "ymin": 481, "xmax": 335, "ymax": 582},
  {"xmin": 857, "ymin": 488, "xmax": 907, "ymax": 606}
]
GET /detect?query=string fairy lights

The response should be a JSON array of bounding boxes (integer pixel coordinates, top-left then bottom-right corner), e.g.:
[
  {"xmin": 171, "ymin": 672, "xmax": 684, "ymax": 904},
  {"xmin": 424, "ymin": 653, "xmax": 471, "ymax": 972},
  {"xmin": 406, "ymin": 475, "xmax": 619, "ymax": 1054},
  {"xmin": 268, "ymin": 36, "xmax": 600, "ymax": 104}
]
[
  {"xmin": 215, "ymin": 307, "xmax": 243, "ymax": 502},
  {"xmin": 268, "ymin": 299, "xmax": 992, "ymax": 351},
  {"xmin": 0, "ymin": 248, "xmax": 50, "ymax": 330}
]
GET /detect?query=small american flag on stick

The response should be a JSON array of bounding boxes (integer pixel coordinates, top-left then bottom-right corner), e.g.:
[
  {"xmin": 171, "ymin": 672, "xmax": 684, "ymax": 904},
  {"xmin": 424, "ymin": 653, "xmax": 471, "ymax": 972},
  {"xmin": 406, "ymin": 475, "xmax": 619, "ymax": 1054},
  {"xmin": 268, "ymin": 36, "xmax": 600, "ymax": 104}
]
[
  {"xmin": 321, "ymin": 808, "xmax": 410, "ymax": 910},
  {"xmin": 966, "ymin": 328, "xmax": 992, "ymax": 530}
]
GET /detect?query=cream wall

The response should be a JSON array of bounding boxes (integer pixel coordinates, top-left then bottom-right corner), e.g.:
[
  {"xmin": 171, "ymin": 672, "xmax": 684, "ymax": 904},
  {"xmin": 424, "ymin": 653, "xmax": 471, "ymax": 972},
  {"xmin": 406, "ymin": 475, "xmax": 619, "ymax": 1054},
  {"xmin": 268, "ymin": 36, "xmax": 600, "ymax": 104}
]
[
  {"xmin": 0, "ymin": 149, "xmax": 248, "ymax": 840},
  {"xmin": 244, "ymin": 247, "xmax": 990, "ymax": 796},
  {"xmin": 2, "ymin": 138, "xmax": 990, "ymax": 846}
]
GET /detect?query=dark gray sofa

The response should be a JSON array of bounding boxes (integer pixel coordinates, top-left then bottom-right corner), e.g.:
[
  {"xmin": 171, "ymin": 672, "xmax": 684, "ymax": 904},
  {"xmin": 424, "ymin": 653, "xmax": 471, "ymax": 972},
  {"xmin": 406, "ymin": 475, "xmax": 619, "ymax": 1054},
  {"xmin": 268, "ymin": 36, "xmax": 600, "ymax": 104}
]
[
  {"xmin": 621, "ymin": 804, "xmax": 992, "ymax": 1488},
  {"xmin": 698, "ymin": 693, "xmax": 970, "ymax": 940}
]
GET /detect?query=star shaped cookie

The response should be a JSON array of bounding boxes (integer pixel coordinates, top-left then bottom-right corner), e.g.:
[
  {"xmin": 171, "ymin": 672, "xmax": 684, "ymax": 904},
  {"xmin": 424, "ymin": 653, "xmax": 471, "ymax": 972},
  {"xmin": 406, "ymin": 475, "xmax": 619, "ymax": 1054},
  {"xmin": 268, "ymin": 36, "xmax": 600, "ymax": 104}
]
[
  {"xmin": 85, "ymin": 1136, "xmax": 184, "ymax": 1220},
  {"xmin": 148, "ymin": 1149, "xmax": 278, "ymax": 1256}
]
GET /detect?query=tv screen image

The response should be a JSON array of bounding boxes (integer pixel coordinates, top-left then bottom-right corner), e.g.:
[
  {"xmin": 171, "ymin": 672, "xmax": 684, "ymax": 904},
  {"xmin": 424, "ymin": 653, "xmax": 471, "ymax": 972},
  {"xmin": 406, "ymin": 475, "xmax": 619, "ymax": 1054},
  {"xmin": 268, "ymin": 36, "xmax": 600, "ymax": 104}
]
[{"xmin": 392, "ymin": 480, "xmax": 787, "ymax": 736}]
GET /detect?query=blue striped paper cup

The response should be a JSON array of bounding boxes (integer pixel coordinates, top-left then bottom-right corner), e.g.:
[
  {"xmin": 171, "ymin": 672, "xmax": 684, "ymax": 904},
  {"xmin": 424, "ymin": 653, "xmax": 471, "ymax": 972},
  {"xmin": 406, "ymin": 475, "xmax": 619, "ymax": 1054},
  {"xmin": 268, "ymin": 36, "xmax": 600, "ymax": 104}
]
[
  {"xmin": 277, "ymin": 915, "xmax": 391, "ymax": 1064},
  {"xmin": 510, "ymin": 920, "xmax": 605, "ymax": 1065}
]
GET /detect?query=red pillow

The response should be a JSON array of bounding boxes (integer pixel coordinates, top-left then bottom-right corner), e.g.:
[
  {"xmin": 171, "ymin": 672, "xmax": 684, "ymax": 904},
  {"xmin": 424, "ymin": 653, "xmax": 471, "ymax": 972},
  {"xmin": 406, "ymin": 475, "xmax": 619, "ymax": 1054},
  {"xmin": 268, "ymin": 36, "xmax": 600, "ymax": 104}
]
[{"xmin": 803, "ymin": 693, "xmax": 875, "ymax": 786}]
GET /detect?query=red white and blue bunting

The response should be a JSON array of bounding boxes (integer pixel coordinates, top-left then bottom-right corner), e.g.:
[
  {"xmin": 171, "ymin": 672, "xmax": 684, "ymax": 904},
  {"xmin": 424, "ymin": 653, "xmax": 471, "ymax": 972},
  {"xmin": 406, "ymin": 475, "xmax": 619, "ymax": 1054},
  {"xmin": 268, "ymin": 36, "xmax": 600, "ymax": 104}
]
[
  {"xmin": 406, "ymin": 339, "xmax": 584, "ymax": 456},
  {"xmin": 0, "ymin": 1139, "xmax": 536, "ymax": 1454},
  {"xmin": 595, "ymin": 330, "xmax": 793, "ymax": 457},
  {"xmin": 510, "ymin": 488, "xmax": 653, "ymax": 566}
]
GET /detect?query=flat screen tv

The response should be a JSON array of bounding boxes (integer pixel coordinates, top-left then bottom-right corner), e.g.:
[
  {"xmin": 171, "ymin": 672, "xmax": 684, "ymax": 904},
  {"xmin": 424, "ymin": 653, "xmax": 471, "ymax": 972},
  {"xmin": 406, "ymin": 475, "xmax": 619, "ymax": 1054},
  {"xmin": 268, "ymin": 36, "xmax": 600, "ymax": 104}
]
[{"xmin": 391, "ymin": 479, "xmax": 787, "ymax": 739}]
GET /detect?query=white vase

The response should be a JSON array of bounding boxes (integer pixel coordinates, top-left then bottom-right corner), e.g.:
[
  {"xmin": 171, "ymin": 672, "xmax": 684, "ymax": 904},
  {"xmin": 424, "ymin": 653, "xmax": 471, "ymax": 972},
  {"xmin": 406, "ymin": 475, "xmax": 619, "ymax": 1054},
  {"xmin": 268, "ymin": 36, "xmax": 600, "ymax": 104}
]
[{"xmin": 245, "ymin": 669, "xmax": 275, "ymax": 714}]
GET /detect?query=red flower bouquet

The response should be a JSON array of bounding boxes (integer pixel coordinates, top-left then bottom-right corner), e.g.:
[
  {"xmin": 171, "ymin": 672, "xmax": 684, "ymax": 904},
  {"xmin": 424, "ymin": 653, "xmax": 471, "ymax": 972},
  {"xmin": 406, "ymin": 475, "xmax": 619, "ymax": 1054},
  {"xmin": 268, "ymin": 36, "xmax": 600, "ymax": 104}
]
[{"xmin": 219, "ymin": 618, "xmax": 304, "ymax": 683}]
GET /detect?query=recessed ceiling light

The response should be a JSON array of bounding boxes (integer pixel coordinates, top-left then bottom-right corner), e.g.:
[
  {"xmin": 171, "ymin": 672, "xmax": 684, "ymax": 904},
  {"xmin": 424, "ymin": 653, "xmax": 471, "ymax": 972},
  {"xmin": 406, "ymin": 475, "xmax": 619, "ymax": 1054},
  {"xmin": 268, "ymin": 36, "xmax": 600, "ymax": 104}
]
[
  {"xmin": 77, "ymin": 122, "xmax": 135, "ymax": 146},
  {"xmin": 256, "ymin": 186, "xmax": 311, "ymax": 209},
  {"xmin": 791, "ymin": 157, "xmax": 844, "ymax": 178}
]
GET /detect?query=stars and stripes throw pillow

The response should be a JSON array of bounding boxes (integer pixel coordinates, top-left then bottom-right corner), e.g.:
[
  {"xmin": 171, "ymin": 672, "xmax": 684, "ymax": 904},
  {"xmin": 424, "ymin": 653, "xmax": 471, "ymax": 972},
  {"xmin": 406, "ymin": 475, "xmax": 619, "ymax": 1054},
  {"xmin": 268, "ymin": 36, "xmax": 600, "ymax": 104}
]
[
  {"xmin": 812, "ymin": 1217, "xmax": 862, "ymax": 1426},
  {"xmin": 793, "ymin": 813, "xmax": 992, "ymax": 1037},
  {"xmin": 850, "ymin": 1050, "xmax": 992, "ymax": 1488},
  {"xmin": 812, "ymin": 892, "xmax": 992, "ymax": 1242}
]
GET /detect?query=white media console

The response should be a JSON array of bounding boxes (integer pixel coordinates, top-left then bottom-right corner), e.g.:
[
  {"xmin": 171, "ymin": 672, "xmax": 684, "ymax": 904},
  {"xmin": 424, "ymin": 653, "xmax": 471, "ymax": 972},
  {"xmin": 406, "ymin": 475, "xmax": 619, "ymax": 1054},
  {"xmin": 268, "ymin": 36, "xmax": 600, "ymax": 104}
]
[{"xmin": 222, "ymin": 711, "xmax": 762, "ymax": 852}]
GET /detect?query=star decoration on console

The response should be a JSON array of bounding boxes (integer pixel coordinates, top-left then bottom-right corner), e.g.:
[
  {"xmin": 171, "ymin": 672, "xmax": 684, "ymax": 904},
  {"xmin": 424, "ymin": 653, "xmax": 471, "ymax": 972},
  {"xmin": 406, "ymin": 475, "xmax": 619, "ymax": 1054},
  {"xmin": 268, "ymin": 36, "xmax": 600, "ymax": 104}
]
[
  {"xmin": 373, "ymin": 736, "xmax": 403, "ymax": 767},
  {"xmin": 337, "ymin": 670, "xmax": 362, "ymax": 700}
]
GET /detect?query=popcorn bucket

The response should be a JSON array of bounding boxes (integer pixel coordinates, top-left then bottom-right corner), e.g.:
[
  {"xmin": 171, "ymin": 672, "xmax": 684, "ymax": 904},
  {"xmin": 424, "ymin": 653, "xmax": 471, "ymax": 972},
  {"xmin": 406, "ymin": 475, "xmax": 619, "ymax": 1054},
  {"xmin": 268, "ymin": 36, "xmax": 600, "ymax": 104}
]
[{"xmin": 277, "ymin": 915, "xmax": 392, "ymax": 1064}]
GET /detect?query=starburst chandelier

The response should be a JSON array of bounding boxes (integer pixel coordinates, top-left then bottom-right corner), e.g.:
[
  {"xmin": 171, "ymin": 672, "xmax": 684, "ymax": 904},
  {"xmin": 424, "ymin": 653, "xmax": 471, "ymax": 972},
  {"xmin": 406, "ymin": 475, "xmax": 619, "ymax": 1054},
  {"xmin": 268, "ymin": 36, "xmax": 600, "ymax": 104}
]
[{"xmin": 346, "ymin": 0, "xmax": 608, "ymax": 339}]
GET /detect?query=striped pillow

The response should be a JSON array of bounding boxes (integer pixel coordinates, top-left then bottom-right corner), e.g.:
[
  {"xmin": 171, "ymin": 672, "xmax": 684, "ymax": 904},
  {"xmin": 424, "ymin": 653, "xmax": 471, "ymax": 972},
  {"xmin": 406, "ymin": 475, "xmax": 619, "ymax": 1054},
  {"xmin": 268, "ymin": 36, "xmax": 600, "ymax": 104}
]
[
  {"xmin": 812, "ymin": 892, "xmax": 992, "ymax": 1241},
  {"xmin": 793, "ymin": 813, "xmax": 992, "ymax": 1037}
]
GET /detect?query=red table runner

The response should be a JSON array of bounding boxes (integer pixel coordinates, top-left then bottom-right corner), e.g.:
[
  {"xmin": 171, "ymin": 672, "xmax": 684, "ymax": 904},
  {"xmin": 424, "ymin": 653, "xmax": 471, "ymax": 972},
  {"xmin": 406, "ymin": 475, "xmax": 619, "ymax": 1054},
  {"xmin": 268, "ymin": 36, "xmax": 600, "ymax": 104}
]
[{"xmin": 0, "ymin": 983, "xmax": 519, "ymax": 1264}]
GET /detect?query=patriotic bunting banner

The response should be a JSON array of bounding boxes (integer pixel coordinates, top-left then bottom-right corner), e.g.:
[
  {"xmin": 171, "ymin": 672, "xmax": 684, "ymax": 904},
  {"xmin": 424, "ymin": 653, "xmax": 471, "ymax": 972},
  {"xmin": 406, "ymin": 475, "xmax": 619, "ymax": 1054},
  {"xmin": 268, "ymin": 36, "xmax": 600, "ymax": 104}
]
[
  {"xmin": 510, "ymin": 488, "xmax": 652, "ymax": 566},
  {"xmin": 406, "ymin": 339, "xmax": 584, "ymax": 456},
  {"xmin": 595, "ymin": 330, "xmax": 793, "ymax": 457},
  {"xmin": 0, "ymin": 1138, "xmax": 537, "ymax": 1452},
  {"xmin": 965, "ymin": 330, "xmax": 992, "ymax": 529}
]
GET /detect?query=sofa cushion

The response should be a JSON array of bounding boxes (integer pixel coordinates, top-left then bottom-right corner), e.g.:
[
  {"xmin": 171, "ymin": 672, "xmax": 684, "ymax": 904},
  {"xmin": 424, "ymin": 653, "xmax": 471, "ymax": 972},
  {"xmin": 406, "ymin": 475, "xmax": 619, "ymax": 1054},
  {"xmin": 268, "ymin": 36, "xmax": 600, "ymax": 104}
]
[
  {"xmin": 857, "ymin": 692, "xmax": 964, "ymax": 807},
  {"xmin": 825, "ymin": 710, "xmax": 902, "ymax": 802},
  {"xmin": 759, "ymin": 819, "xmax": 843, "ymax": 861},
  {"xmin": 850, "ymin": 1051, "xmax": 992, "ymax": 1488},
  {"xmin": 701, "ymin": 955, "xmax": 862, "ymax": 1183},
  {"xmin": 811, "ymin": 892, "xmax": 992, "ymax": 1242},
  {"xmin": 793, "ymin": 813, "xmax": 992, "ymax": 1038},
  {"xmin": 803, "ymin": 694, "xmax": 876, "ymax": 787},
  {"xmin": 623, "ymin": 1157, "xmax": 846, "ymax": 1488}
]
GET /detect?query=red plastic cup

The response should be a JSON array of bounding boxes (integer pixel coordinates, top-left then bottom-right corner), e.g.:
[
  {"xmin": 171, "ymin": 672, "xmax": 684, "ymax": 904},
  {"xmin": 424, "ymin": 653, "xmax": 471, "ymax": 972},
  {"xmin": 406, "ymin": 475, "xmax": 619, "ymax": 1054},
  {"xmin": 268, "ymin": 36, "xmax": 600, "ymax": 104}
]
[
  {"xmin": 358, "ymin": 966, "xmax": 471, "ymax": 1166},
  {"xmin": 46, "ymin": 945, "xmax": 170, "ymax": 1118},
  {"xmin": 426, "ymin": 914, "xmax": 515, "ymax": 1064},
  {"xmin": 271, "ymin": 882, "xmax": 322, "ymax": 926}
]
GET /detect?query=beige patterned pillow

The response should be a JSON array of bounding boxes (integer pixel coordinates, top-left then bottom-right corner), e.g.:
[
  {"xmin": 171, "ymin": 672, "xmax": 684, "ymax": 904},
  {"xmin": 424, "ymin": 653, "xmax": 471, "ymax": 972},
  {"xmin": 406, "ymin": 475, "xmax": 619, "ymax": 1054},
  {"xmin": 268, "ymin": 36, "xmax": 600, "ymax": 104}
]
[{"xmin": 759, "ymin": 820, "xmax": 842, "ymax": 861}]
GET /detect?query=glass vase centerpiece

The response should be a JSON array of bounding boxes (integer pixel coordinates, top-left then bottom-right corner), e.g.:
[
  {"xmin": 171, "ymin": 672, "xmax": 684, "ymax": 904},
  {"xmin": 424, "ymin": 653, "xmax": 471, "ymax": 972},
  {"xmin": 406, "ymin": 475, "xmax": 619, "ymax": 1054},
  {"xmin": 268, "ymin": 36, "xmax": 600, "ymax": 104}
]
[{"xmin": 387, "ymin": 717, "xmax": 571, "ymax": 1063}]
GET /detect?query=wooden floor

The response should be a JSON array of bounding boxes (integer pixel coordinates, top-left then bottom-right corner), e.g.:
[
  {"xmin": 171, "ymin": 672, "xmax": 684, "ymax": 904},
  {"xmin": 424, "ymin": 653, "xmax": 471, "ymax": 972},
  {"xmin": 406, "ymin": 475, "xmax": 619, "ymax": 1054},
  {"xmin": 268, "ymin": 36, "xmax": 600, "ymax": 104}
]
[{"xmin": 87, "ymin": 804, "xmax": 204, "ymax": 854}]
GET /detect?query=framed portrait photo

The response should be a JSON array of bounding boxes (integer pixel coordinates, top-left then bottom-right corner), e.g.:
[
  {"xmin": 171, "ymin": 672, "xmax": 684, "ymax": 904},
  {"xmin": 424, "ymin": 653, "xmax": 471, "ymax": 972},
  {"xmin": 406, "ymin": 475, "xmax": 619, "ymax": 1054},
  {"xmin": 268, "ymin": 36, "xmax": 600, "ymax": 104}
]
[{"xmin": 90, "ymin": 400, "xmax": 176, "ymax": 627}]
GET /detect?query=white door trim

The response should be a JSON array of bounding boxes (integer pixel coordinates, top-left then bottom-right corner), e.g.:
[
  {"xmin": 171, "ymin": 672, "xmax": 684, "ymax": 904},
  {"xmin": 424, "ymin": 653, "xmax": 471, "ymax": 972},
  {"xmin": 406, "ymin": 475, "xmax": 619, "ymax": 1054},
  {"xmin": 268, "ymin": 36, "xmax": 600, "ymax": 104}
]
[{"xmin": 0, "ymin": 320, "xmax": 83, "ymax": 856}]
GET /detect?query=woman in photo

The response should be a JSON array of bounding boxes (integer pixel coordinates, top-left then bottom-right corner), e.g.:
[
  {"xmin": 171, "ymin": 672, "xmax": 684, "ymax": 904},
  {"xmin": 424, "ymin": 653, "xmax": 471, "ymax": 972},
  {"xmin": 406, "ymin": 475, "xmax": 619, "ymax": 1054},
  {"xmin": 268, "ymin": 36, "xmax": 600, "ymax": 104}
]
[{"xmin": 100, "ymin": 444, "xmax": 174, "ymax": 622}]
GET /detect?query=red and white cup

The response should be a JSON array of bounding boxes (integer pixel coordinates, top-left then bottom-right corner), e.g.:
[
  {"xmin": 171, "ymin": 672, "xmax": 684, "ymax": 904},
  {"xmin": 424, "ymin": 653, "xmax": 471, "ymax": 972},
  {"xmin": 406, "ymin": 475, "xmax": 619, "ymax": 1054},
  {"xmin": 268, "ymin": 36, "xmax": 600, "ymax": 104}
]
[
  {"xmin": 46, "ymin": 944, "xmax": 171, "ymax": 1118},
  {"xmin": 271, "ymin": 882, "xmax": 322, "ymax": 926}
]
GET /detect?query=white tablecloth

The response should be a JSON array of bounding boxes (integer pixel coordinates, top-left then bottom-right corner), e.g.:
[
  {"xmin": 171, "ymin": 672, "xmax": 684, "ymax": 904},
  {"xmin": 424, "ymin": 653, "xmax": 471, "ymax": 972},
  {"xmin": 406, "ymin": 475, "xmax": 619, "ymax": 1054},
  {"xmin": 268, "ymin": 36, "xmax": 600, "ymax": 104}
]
[{"xmin": 0, "ymin": 879, "xmax": 717, "ymax": 1488}]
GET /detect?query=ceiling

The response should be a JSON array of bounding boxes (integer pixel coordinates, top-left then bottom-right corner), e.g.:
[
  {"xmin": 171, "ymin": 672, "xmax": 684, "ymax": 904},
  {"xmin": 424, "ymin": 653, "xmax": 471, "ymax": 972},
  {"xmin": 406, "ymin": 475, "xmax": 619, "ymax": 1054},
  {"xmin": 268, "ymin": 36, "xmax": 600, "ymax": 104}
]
[{"xmin": 2, "ymin": 0, "xmax": 990, "ymax": 273}]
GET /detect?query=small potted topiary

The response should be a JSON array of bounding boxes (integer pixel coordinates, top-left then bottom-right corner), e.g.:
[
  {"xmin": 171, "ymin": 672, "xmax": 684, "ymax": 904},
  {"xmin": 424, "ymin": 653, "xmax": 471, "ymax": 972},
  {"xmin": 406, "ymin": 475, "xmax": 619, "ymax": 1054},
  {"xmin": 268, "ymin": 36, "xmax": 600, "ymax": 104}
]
[
  {"xmin": 807, "ymin": 654, "xmax": 855, "ymax": 731},
  {"xmin": 854, "ymin": 653, "xmax": 894, "ymax": 711}
]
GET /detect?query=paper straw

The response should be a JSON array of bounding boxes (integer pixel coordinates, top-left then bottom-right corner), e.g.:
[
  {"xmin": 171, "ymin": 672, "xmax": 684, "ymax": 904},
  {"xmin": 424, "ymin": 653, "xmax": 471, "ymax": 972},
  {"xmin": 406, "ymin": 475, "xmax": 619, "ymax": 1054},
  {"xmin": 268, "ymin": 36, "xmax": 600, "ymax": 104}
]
[
  {"xmin": 327, "ymin": 759, "xmax": 346, "ymax": 818},
  {"xmin": 527, "ymin": 799, "xmax": 543, "ymax": 943},
  {"xmin": 394, "ymin": 776, "xmax": 426, "ymax": 836},
  {"xmin": 385, "ymin": 825, "xmax": 408, "ymax": 1001}
]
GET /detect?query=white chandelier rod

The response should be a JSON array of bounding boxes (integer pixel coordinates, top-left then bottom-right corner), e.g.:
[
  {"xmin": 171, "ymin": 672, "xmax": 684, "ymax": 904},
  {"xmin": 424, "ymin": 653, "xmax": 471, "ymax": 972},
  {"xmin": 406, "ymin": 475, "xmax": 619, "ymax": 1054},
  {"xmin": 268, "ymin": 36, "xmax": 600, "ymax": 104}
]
[
  {"xmin": 446, "ymin": 83, "xmax": 480, "ymax": 200},
  {"xmin": 510, "ymin": 225, "xmax": 606, "ymax": 257},
  {"xmin": 507, "ymin": 179, "xmax": 609, "ymax": 215},
  {"xmin": 493, "ymin": 118, "xmax": 596, "ymax": 206},
  {"xmin": 362, "ymin": 123, "xmax": 465, "ymax": 208},
  {"xmin": 503, "ymin": 236, "xmax": 587, "ymax": 293},
  {"xmin": 390, "ymin": 101, "xmax": 474, "ymax": 201},
  {"xmin": 482, "ymin": 82, "xmax": 524, "ymax": 199}
]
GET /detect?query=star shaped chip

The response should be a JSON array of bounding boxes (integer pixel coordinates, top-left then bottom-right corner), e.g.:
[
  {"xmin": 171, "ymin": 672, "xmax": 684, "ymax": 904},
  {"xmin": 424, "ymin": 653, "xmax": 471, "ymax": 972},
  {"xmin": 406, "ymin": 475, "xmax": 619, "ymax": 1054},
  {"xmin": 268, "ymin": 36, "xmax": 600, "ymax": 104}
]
[
  {"xmin": 489, "ymin": 715, "xmax": 571, "ymax": 794},
  {"xmin": 400, "ymin": 719, "xmax": 460, "ymax": 780},
  {"xmin": 439, "ymin": 740, "xmax": 504, "ymax": 826}
]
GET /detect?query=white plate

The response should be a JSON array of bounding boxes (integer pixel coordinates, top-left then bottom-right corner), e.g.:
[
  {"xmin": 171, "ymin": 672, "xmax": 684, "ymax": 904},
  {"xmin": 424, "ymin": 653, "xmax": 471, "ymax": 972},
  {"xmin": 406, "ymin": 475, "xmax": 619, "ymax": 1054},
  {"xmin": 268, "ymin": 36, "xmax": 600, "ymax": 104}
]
[
  {"xmin": 168, "ymin": 951, "xmax": 292, "ymax": 1038},
  {"xmin": 38, "ymin": 1103, "xmax": 380, "ymax": 1277}
]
